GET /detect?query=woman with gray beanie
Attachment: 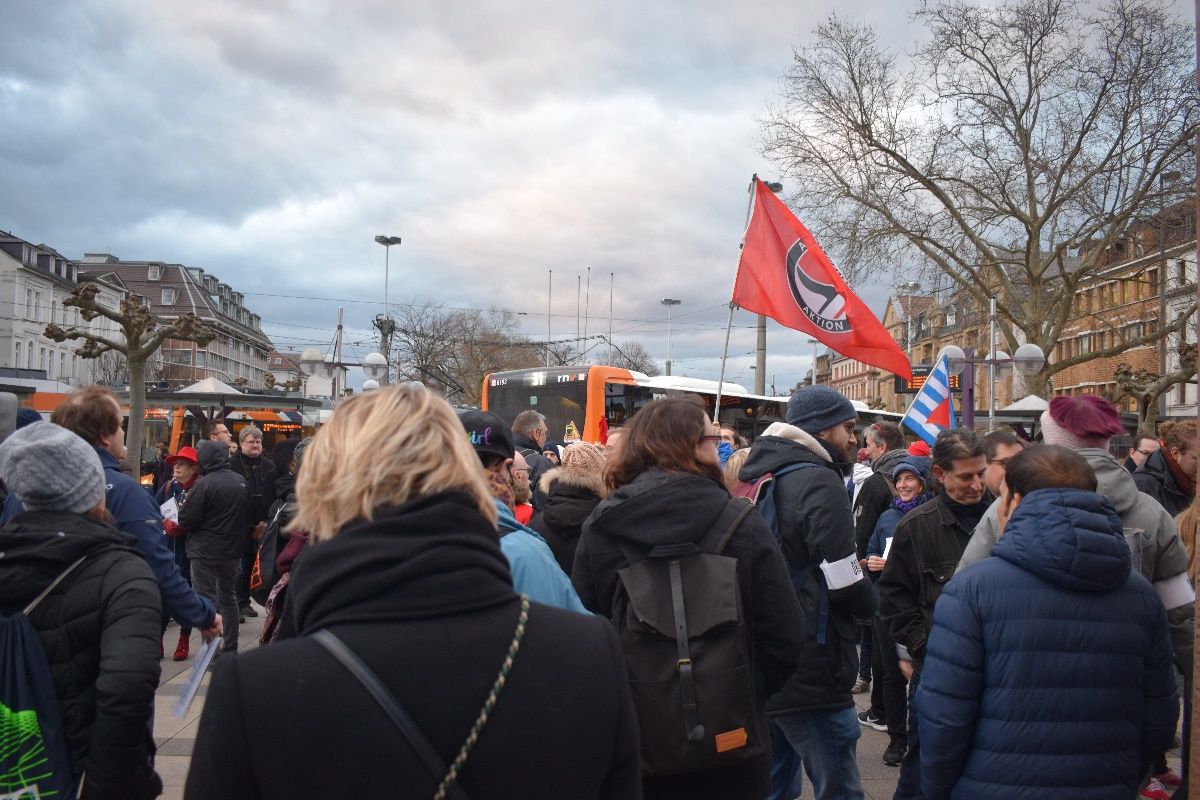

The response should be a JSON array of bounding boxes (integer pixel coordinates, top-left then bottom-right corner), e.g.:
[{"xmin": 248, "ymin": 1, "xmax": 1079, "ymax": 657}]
[{"xmin": 0, "ymin": 423, "xmax": 164, "ymax": 800}]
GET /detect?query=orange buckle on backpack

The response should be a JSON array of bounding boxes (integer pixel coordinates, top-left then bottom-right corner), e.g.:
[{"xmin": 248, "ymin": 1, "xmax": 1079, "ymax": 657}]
[{"xmin": 715, "ymin": 728, "xmax": 748, "ymax": 753}]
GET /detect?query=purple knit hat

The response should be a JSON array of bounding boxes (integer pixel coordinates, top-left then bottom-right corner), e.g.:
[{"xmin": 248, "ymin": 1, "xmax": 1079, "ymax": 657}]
[{"xmin": 1039, "ymin": 395, "xmax": 1123, "ymax": 450}]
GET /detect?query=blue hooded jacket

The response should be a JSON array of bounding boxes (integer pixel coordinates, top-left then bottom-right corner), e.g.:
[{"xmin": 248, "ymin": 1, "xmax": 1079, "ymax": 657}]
[
  {"xmin": 493, "ymin": 498, "xmax": 589, "ymax": 614},
  {"xmin": 918, "ymin": 488, "xmax": 1178, "ymax": 800}
]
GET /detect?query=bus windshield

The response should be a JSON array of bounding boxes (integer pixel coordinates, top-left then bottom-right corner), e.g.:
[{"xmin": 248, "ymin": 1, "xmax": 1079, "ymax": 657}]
[{"xmin": 485, "ymin": 368, "xmax": 591, "ymax": 444}]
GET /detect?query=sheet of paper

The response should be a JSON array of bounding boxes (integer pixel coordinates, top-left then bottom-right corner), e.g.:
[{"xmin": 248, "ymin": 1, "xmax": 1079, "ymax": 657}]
[
  {"xmin": 160, "ymin": 497, "xmax": 179, "ymax": 523},
  {"xmin": 819, "ymin": 554, "xmax": 864, "ymax": 590},
  {"xmin": 882, "ymin": 537, "xmax": 893, "ymax": 560},
  {"xmin": 173, "ymin": 636, "xmax": 219, "ymax": 718}
]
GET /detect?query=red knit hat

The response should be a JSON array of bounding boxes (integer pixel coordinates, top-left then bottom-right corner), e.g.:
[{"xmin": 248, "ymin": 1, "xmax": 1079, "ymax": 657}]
[{"xmin": 1040, "ymin": 395, "xmax": 1123, "ymax": 450}]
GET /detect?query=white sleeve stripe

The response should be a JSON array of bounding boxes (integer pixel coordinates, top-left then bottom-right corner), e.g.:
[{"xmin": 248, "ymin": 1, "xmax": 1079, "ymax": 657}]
[
  {"xmin": 819, "ymin": 553, "xmax": 864, "ymax": 590},
  {"xmin": 1154, "ymin": 572, "xmax": 1196, "ymax": 610}
]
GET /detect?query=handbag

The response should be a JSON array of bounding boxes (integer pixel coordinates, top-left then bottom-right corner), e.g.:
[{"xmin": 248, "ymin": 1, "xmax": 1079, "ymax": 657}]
[{"xmin": 311, "ymin": 594, "xmax": 530, "ymax": 800}]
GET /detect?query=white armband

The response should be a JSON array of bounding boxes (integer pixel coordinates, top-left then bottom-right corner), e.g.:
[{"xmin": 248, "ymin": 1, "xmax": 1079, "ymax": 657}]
[
  {"xmin": 819, "ymin": 553, "xmax": 864, "ymax": 590},
  {"xmin": 1154, "ymin": 572, "xmax": 1196, "ymax": 610}
]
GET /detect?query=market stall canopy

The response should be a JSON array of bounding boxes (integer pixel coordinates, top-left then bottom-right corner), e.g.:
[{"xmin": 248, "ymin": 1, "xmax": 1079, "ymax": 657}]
[
  {"xmin": 178, "ymin": 377, "xmax": 242, "ymax": 395},
  {"xmin": 1001, "ymin": 395, "xmax": 1048, "ymax": 412}
]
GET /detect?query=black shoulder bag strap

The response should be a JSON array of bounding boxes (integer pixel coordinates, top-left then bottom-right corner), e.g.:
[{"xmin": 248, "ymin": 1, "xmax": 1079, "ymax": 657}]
[
  {"xmin": 669, "ymin": 496, "xmax": 755, "ymax": 744},
  {"xmin": 311, "ymin": 630, "xmax": 470, "ymax": 800}
]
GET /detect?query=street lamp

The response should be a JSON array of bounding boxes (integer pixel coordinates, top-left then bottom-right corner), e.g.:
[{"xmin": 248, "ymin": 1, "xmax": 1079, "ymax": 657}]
[
  {"xmin": 939, "ymin": 340, "xmax": 1045, "ymax": 430},
  {"xmin": 1158, "ymin": 171, "xmax": 1182, "ymax": 418},
  {"xmin": 374, "ymin": 235, "xmax": 401, "ymax": 385},
  {"xmin": 661, "ymin": 298, "xmax": 682, "ymax": 376},
  {"xmin": 899, "ymin": 282, "xmax": 922, "ymax": 359}
]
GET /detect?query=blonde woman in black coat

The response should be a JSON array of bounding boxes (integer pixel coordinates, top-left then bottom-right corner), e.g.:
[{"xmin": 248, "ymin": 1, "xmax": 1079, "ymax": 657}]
[{"xmin": 186, "ymin": 384, "xmax": 642, "ymax": 800}]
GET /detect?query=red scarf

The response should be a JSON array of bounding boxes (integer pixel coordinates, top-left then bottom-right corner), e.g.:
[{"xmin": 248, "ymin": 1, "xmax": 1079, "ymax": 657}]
[{"xmin": 1163, "ymin": 447, "xmax": 1197, "ymax": 497}]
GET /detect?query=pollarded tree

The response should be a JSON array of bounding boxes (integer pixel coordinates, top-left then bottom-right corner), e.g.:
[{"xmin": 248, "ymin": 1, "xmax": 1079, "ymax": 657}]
[
  {"xmin": 760, "ymin": 0, "xmax": 1198, "ymax": 397},
  {"xmin": 45, "ymin": 283, "xmax": 215, "ymax": 470}
]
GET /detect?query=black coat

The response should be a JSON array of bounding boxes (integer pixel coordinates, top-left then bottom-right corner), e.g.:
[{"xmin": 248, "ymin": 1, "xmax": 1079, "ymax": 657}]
[
  {"xmin": 0, "ymin": 511, "xmax": 163, "ymax": 800},
  {"xmin": 186, "ymin": 491, "xmax": 642, "ymax": 800},
  {"xmin": 737, "ymin": 427, "xmax": 877, "ymax": 716},
  {"xmin": 878, "ymin": 493, "xmax": 982, "ymax": 672},
  {"xmin": 513, "ymin": 433, "xmax": 555, "ymax": 510},
  {"xmin": 528, "ymin": 467, "xmax": 604, "ymax": 574},
  {"xmin": 1134, "ymin": 449, "xmax": 1191, "ymax": 517},
  {"xmin": 180, "ymin": 440, "xmax": 252, "ymax": 561},
  {"xmin": 228, "ymin": 451, "xmax": 278, "ymax": 526},
  {"xmin": 573, "ymin": 470, "xmax": 805, "ymax": 800}
]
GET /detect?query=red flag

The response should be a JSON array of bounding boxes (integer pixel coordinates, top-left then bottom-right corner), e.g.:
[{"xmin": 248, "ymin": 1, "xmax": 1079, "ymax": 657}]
[{"xmin": 733, "ymin": 178, "xmax": 912, "ymax": 380}]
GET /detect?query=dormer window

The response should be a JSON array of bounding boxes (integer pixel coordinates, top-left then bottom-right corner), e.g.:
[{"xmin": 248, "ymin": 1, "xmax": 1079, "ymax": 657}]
[
  {"xmin": 162, "ymin": 288, "xmax": 177, "ymax": 305},
  {"xmin": 945, "ymin": 305, "xmax": 956, "ymax": 326},
  {"xmin": 148, "ymin": 265, "xmax": 162, "ymax": 281}
]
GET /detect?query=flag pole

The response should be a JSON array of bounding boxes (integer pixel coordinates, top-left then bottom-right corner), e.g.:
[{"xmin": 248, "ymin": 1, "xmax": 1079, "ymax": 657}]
[{"xmin": 714, "ymin": 175, "xmax": 760, "ymax": 424}]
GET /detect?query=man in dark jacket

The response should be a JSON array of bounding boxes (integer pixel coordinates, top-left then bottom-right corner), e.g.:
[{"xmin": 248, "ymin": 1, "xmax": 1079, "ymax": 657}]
[
  {"xmin": 179, "ymin": 440, "xmax": 252, "ymax": 653},
  {"xmin": 512, "ymin": 410, "xmax": 555, "ymax": 511},
  {"xmin": 739, "ymin": 385, "xmax": 877, "ymax": 800},
  {"xmin": 1, "ymin": 386, "xmax": 220, "ymax": 644},
  {"xmin": 878, "ymin": 428, "xmax": 990, "ymax": 800},
  {"xmin": 1134, "ymin": 421, "xmax": 1197, "ymax": 517},
  {"xmin": 1127, "ymin": 430, "xmax": 1161, "ymax": 474},
  {"xmin": 919, "ymin": 446, "xmax": 1178, "ymax": 800},
  {"xmin": 228, "ymin": 425, "xmax": 278, "ymax": 618}
]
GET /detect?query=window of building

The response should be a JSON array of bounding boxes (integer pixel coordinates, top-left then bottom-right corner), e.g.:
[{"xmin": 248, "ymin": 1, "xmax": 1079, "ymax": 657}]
[
  {"xmin": 26, "ymin": 342, "xmax": 33, "ymax": 369},
  {"xmin": 945, "ymin": 305, "xmax": 956, "ymax": 326},
  {"xmin": 180, "ymin": 350, "xmax": 192, "ymax": 366},
  {"xmin": 25, "ymin": 288, "xmax": 33, "ymax": 319},
  {"xmin": 1178, "ymin": 260, "xmax": 1189, "ymax": 285},
  {"xmin": 14, "ymin": 342, "xmax": 21, "ymax": 369},
  {"xmin": 1148, "ymin": 269, "xmax": 1159, "ymax": 296},
  {"xmin": 39, "ymin": 348, "xmax": 46, "ymax": 371},
  {"xmin": 34, "ymin": 291, "xmax": 42, "ymax": 322},
  {"xmin": 59, "ymin": 352, "xmax": 65, "ymax": 380},
  {"xmin": 196, "ymin": 351, "xmax": 206, "ymax": 367},
  {"xmin": 50, "ymin": 300, "xmax": 57, "ymax": 325},
  {"xmin": 148, "ymin": 265, "xmax": 161, "ymax": 281},
  {"xmin": 162, "ymin": 288, "xmax": 177, "ymax": 305}
]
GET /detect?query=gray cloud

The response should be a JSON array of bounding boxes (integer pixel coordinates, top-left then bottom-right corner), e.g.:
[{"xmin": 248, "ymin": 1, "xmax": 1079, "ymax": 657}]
[{"xmin": 0, "ymin": 0, "xmax": 1073, "ymax": 392}]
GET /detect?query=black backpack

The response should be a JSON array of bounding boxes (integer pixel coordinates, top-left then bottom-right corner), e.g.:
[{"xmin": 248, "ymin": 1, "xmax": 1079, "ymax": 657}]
[
  {"xmin": 249, "ymin": 499, "xmax": 292, "ymax": 606},
  {"xmin": 0, "ymin": 557, "xmax": 86, "ymax": 798},
  {"xmin": 611, "ymin": 497, "xmax": 767, "ymax": 777}
]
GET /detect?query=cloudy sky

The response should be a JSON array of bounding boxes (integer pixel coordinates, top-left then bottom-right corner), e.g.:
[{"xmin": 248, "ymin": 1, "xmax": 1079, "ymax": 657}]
[{"xmin": 2, "ymin": 0, "xmax": 976, "ymax": 391}]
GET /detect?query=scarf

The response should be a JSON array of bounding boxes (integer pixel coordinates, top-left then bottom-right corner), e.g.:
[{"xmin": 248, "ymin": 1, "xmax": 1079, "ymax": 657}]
[
  {"xmin": 894, "ymin": 495, "xmax": 924, "ymax": 515},
  {"xmin": 939, "ymin": 487, "xmax": 991, "ymax": 533},
  {"xmin": 1163, "ymin": 447, "xmax": 1198, "ymax": 497}
]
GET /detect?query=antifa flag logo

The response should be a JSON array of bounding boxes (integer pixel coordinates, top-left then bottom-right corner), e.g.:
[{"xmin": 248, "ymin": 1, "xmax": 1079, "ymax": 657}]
[{"xmin": 786, "ymin": 239, "xmax": 850, "ymax": 333}]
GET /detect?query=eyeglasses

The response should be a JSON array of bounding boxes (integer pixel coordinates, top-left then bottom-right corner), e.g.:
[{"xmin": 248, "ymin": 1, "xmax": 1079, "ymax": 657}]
[
  {"xmin": 1134, "ymin": 448, "xmax": 1157, "ymax": 457},
  {"xmin": 990, "ymin": 457, "xmax": 1013, "ymax": 469},
  {"xmin": 699, "ymin": 435, "xmax": 722, "ymax": 444}
]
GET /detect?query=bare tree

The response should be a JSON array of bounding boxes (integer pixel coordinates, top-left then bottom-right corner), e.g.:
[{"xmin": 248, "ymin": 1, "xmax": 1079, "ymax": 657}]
[
  {"xmin": 760, "ymin": 0, "xmax": 1198, "ymax": 397},
  {"xmin": 46, "ymin": 284, "xmax": 215, "ymax": 470},
  {"xmin": 598, "ymin": 339, "xmax": 661, "ymax": 376}
]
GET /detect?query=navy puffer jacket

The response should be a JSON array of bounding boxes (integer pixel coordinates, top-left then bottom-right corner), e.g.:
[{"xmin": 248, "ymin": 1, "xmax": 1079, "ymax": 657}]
[{"xmin": 918, "ymin": 488, "xmax": 1178, "ymax": 800}]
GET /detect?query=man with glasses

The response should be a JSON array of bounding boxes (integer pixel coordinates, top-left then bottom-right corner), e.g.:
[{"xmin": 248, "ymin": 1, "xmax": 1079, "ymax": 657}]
[
  {"xmin": 511, "ymin": 410, "xmax": 555, "ymax": 512},
  {"xmin": 1126, "ymin": 431, "xmax": 1161, "ymax": 474},
  {"xmin": 510, "ymin": 451, "xmax": 534, "ymax": 525},
  {"xmin": 201, "ymin": 419, "xmax": 237, "ymax": 457},
  {"xmin": 982, "ymin": 430, "xmax": 1027, "ymax": 497}
]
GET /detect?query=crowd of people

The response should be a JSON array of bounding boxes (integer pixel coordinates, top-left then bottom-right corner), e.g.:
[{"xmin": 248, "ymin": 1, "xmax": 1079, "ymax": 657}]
[{"xmin": 0, "ymin": 382, "xmax": 1195, "ymax": 800}]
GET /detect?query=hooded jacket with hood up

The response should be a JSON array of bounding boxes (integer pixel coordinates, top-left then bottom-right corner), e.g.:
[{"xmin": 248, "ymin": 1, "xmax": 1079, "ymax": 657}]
[
  {"xmin": 1134, "ymin": 447, "xmax": 1192, "ymax": 517},
  {"xmin": 918, "ymin": 488, "xmax": 1178, "ymax": 800},
  {"xmin": 958, "ymin": 448, "xmax": 1194, "ymax": 674},
  {"xmin": 529, "ymin": 465, "xmax": 605, "ymax": 574},
  {"xmin": 179, "ymin": 440, "xmax": 252, "ymax": 561},
  {"xmin": 573, "ymin": 469, "xmax": 804, "ymax": 800},
  {"xmin": 0, "ymin": 511, "xmax": 163, "ymax": 800}
]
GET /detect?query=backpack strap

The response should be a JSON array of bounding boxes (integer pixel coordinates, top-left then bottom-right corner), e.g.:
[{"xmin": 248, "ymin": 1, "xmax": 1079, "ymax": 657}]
[
  {"xmin": 697, "ymin": 497, "xmax": 756, "ymax": 556},
  {"xmin": 668, "ymin": 557, "xmax": 705, "ymax": 744},
  {"xmin": 312, "ymin": 630, "xmax": 470, "ymax": 800},
  {"xmin": 24, "ymin": 556, "xmax": 87, "ymax": 615}
]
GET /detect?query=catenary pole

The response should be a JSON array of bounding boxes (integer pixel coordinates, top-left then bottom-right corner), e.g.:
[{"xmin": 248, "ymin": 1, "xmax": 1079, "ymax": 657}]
[{"xmin": 546, "ymin": 271, "xmax": 552, "ymax": 367}]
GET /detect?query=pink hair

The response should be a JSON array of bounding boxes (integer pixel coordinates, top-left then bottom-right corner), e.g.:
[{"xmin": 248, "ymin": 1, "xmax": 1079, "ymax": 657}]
[{"xmin": 1047, "ymin": 395, "xmax": 1123, "ymax": 442}]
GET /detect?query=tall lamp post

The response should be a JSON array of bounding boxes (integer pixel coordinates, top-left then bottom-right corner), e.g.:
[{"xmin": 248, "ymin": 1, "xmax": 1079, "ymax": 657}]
[
  {"xmin": 937, "ymin": 341, "xmax": 1045, "ymax": 431},
  {"xmin": 899, "ymin": 282, "xmax": 922, "ymax": 359},
  {"xmin": 1158, "ymin": 171, "xmax": 1182, "ymax": 418},
  {"xmin": 374, "ymin": 235, "xmax": 401, "ymax": 385},
  {"xmin": 661, "ymin": 298, "xmax": 682, "ymax": 376}
]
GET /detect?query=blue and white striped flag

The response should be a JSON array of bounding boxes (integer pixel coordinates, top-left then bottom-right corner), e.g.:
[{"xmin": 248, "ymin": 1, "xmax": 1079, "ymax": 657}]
[{"xmin": 902, "ymin": 356, "xmax": 956, "ymax": 445}]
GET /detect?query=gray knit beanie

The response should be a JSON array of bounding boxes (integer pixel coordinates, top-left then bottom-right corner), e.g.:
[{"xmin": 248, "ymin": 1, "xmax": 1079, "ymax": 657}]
[
  {"xmin": 786, "ymin": 385, "xmax": 858, "ymax": 435},
  {"xmin": 0, "ymin": 423, "xmax": 106, "ymax": 514}
]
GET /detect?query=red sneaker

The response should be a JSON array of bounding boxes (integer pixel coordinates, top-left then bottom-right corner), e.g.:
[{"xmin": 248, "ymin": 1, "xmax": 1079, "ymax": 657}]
[
  {"xmin": 1153, "ymin": 768, "xmax": 1182, "ymax": 788},
  {"xmin": 1141, "ymin": 778, "xmax": 1171, "ymax": 800},
  {"xmin": 173, "ymin": 633, "xmax": 190, "ymax": 662}
]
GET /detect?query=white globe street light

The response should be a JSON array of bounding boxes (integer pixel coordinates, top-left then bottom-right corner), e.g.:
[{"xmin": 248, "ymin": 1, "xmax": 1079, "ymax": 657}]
[
  {"xmin": 1012, "ymin": 343, "xmax": 1046, "ymax": 376},
  {"xmin": 362, "ymin": 352, "xmax": 388, "ymax": 381},
  {"xmin": 362, "ymin": 379, "xmax": 380, "ymax": 392}
]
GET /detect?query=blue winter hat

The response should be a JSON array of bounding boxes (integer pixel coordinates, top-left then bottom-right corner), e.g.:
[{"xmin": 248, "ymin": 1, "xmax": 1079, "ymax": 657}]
[
  {"xmin": 892, "ymin": 456, "xmax": 932, "ymax": 488},
  {"xmin": 786, "ymin": 385, "xmax": 857, "ymax": 435}
]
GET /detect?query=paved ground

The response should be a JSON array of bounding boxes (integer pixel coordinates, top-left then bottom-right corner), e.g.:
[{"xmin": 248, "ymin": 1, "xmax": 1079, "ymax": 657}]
[
  {"xmin": 155, "ymin": 603, "xmax": 266, "ymax": 800},
  {"xmin": 152, "ymin": 613, "xmax": 1182, "ymax": 799}
]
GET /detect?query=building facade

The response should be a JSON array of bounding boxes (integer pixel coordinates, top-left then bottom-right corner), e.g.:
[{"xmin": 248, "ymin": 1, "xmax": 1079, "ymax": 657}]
[
  {"xmin": 0, "ymin": 230, "xmax": 125, "ymax": 386},
  {"xmin": 79, "ymin": 255, "xmax": 274, "ymax": 390}
]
